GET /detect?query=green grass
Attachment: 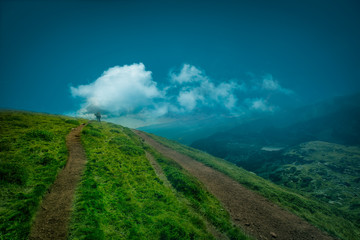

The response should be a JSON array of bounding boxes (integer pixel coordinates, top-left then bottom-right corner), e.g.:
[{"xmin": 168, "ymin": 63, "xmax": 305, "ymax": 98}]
[
  {"xmin": 6, "ymin": 111, "xmax": 354, "ymax": 239},
  {"xmin": 1, "ymin": 112, "xmax": 250, "ymax": 239},
  {"xmin": 253, "ymin": 141, "xmax": 360, "ymax": 227},
  {"xmin": 0, "ymin": 110, "xmax": 85, "ymax": 240},
  {"xmin": 282, "ymin": 142, "xmax": 360, "ymax": 207},
  {"xmin": 70, "ymin": 122, "xmax": 217, "ymax": 239},
  {"xmin": 146, "ymin": 133, "xmax": 360, "ymax": 240},
  {"xmin": 145, "ymin": 146, "xmax": 251, "ymax": 240}
]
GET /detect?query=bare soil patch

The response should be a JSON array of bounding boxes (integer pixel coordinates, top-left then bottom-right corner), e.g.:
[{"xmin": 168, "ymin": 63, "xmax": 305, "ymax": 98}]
[
  {"xmin": 29, "ymin": 124, "xmax": 87, "ymax": 240},
  {"xmin": 135, "ymin": 130, "xmax": 335, "ymax": 240}
]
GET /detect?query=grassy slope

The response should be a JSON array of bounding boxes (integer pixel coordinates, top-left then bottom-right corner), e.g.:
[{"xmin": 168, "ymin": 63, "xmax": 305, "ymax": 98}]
[
  {"xmin": 4, "ymin": 111, "xmax": 356, "ymax": 239},
  {"xmin": 70, "ymin": 121, "xmax": 250, "ymax": 239},
  {"xmin": 0, "ymin": 111, "xmax": 84, "ymax": 240},
  {"xmin": 147, "ymin": 133, "xmax": 360, "ymax": 240},
  {"xmin": 145, "ymin": 146, "xmax": 251, "ymax": 240}
]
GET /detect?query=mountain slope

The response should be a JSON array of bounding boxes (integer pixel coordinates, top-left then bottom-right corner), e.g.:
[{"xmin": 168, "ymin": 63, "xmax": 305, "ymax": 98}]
[
  {"xmin": 148, "ymin": 133, "xmax": 360, "ymax": 240},
  {"xmin": 2, "ymin": 110, "xmax": 358, "ymax": 240},
  {"xmin": 29, "ymin": 124, "xmax": 87, "ymax": 239},
  {"xmin": 0, "ymin": 111, "xmax": 248, "ymax": 239},
  {"xmin": 189, "ymin": 94, "xmax": 360, "ymax": 236},
  {"xmin": 135, "ymin": 131, "xmax": 335, "ymax": 240},
  {"xmin": 0, "ymin": 111, "xmax": 86, "ymax": 239},
  {"xmin": 263, "ymin": 141, "xmax": 360, "ymax": 223},
  {"xmin": 70, "ymin": 121, "xmax": 248, "ymax": 239}
]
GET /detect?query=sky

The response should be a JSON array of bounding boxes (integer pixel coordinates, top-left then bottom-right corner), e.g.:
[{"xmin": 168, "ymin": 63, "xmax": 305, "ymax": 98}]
[{"xmin": 1, "ymin": 0, "xmax": 360, "ymax": 127}]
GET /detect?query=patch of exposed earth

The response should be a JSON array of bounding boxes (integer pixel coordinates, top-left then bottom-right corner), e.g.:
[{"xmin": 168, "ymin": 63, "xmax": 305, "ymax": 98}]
[{"xmin": 29, "ymin": 124, "xmax": 87, "ymax": 240}]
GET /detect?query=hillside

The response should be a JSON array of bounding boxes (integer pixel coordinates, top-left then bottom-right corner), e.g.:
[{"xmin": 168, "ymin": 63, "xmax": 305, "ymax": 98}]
[
  {"xmin": 135, "ymin": 131, "xmax": 336, "ymax": 240},
  {"xmin": 267, "ymin": 142, "xmax": 360, "ymax": 220},
  {"xmin": 1, "ymin": 110, "xmax": 358, "ymax": 240},
  {"xmin": 0, "ymin": 111, "xmax": 86, "ymax": 239},
  {"xmin": 0, "ymin": 111, "xmax": 248, "ymax": 239},
  {"xmin": 149, "ymin": 134, "xmax": 360, "ymax": 240},
  {"xmin": 69, "ymin": 121, "xmax": 248, "ymax": 239},
  {"xmin": 190, "ymin": 98, "xmax": 360, "ymax": 234}
]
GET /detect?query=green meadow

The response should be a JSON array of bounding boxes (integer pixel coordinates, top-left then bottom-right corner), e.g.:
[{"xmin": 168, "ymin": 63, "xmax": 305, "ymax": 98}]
[
  {"xmin": 2, "ymin": 110, "xmax": 357, "ymax": 240},
  {"xmin": 1, "ymin": 112, "xmax": 250, "ymax": 239},
  {"xmin": 147, "ymin": 133, "xmax": 360, "ymax": 240},
  {"xmin": 0, "ymin": 111, "xmax": 85, "ymax": 239},
  {"xmin": 70, "ymin": 121, "xmax": 250, "ymax": 239},
  {"xmin": 145, "ymin": 147, "xmax": 250, "ymax": 240}
]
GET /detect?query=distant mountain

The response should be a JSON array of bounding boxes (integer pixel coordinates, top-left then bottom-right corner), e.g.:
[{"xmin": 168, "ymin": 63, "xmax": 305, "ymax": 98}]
[
  {"xmin": 190, "ymin": 93, "xmax": 360, "ymax": 227},
  {"xmin": 140, "ymin": 93, "xmax": 360, "ymax": 146},
  {"xmin": 192, "ymin": 93, "xmax": 360, "ymax": 158},
  {"xmin": 138, "ymin": 115, "xmax": 244, "ymax": 144}
]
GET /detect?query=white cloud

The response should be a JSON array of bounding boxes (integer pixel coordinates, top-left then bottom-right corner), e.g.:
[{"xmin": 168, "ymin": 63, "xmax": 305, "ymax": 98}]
[
  {"xmin": 246, "ymin": 98, "xmax": 275, "ymax": 112},
  {"xmin": 261, "ymin": 74, "xmax": 293, "ymax": 95},
  {"xmin": 71, "ymin": 63, "xmax": 162, "ymax": 116},
  {"xmin": 213, "ymin": 82, "xmax": 238, "ymax": 109},
  {"xmin": 177, "ymin": 90, "xmax": 198, "ymax": 111},
  {"xmin": 170, "ymin": 65, "xmax": 239, "ymax": 112},
  {"xmin": 225, "ymin": 94, "xmax": 237, "ymax": 109},
  {"xmin": 70, "ymin": 63, "xmax": 294, "ymax": 127},
  {"xmin": 262, "ymin": 76, "xmax": 280, "ymax": 90},
  {"xmin": 170, "ymin": 64, "xmax": 205, "ymax": 84}
]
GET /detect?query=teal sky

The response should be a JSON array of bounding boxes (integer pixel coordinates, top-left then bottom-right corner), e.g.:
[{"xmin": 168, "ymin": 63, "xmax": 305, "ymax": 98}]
[{"xmin": 1, "ymin": 0, "xmax": 360, "ymax": 123}]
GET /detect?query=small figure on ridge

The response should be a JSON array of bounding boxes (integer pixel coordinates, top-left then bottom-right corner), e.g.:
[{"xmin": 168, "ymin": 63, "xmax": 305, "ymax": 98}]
[{"xmin": 95, "ymin": 112, "xmax": 101, "ymax": 122}]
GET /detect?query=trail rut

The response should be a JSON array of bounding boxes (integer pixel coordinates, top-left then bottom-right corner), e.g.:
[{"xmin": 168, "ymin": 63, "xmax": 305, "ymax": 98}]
[
  {"xmin": 134, "ymin": 130, "xmax": 335, "ymax": 240},
  {"xmin": 29, "ymin": 124, "xmax": 87, "ymax": 240}
]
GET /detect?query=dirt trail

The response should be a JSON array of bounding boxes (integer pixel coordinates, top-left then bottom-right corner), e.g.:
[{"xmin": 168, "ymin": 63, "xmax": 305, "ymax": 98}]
[
  {"xmin": 29, "ymin": 124, "xmax": 87, "ymax": 240},
  {"xmin": 135, "ymin": 130, "xmax": 335, "ymax": 240},
  {"xmin": 145, "ymin": 151, "xmax": 228, "ymax": 240}
]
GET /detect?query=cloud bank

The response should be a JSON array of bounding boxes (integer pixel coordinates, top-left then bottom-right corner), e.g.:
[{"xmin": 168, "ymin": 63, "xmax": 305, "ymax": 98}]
[
  {"xmin": 169, "ymin": 64, "xmax": 239, "ymax": 113},
  {"xmin": 71, "ymin": 63, "xmax": 162, "ymax": 118},
  {"xmin": 71, "ymin": 63, "xmax": 294, "ymax": 127}
]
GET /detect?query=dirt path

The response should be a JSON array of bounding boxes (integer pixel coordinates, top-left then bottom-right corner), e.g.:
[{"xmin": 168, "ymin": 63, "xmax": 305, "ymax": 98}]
[
  {"xmin": 145, "ymin": 151, "xmax": 228, "ymax": 240},
  {"xmin": 29, "ymin": 124, "xmax": 87, "ymax": 240},
  {"xmin": 135, "ymin": 130, "xmax": 335, "ymax": 240},
  {"xmin": 145, "ymin": 151, "xmax": 173, "ymax": 189}
]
